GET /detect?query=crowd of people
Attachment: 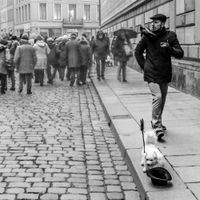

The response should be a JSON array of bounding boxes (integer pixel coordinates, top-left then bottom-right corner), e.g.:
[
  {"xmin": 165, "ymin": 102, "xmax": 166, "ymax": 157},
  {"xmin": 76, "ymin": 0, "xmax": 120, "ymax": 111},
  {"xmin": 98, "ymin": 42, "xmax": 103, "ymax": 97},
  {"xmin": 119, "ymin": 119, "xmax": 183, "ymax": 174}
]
[
  {"xmin": 0, "ymin": 12, "xmax": 185, "ymax": 140},
  {"xmin": 0, "ymin": 27, "xmax": 133, "ymax": 95}
]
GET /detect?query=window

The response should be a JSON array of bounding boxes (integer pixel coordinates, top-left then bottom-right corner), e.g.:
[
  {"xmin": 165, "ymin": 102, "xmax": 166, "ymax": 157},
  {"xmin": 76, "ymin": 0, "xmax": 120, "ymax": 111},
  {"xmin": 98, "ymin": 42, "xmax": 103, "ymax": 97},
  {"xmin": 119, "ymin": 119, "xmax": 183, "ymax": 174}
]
[
  {"xmin": 84, "ymin": 5, "xmax": 90, "ymax": 21},
  {"xmin": 54, "ymin": 3, "xmax": 61, "ymax": 20},
  {"xmin": 39, "ymin": 3, "xmax": 47, "ymax": 20},
  {"xmin": 16, "ymin": 8, "xmax": 18, "ymax": 23},
  {"xmin": 69, "ymin": 4, "xmax": 76, "ymax": 21},
  {"xmin": 28, "ymin": 4, "xmax": 30, "ymax": 20},
  {"xmin": 97, "ymin": 5, "xmax": 99, "ymax": 22},
  {"xmin": 19, "ymin": 7, "xmax": 21, "ymax": 22},
  {"xmin": 25, "ymin": 5, "xmax": 27, "ymax": 21},
  {"xmin": 22, "ymin": 6, "xmax": 24, "ymax": 22}
]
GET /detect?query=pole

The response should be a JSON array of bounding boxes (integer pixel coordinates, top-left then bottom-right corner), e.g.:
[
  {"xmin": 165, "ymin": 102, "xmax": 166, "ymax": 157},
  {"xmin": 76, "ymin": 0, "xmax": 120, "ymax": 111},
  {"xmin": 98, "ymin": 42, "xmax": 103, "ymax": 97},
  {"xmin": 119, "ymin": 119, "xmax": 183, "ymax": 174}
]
[{"xmin": 99, "ymin": 0, "xmax": 101, "ymax": 27}]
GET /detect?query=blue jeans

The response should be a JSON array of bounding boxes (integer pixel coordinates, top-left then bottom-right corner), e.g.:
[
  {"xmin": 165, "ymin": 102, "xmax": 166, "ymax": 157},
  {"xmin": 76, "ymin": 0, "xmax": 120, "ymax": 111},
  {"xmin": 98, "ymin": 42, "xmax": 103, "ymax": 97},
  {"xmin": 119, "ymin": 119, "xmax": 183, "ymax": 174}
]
[{"xmin": 148, "ymin": 82, "xmax": 169, "ymax": 130}]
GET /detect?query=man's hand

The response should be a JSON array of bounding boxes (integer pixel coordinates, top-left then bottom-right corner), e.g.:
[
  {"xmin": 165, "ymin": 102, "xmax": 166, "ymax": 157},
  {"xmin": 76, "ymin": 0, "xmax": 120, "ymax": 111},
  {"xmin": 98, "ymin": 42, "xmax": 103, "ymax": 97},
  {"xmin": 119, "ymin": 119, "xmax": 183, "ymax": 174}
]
[{"xmin": 160, "ymin": 40, "xmax": 170, "ymax": 48}]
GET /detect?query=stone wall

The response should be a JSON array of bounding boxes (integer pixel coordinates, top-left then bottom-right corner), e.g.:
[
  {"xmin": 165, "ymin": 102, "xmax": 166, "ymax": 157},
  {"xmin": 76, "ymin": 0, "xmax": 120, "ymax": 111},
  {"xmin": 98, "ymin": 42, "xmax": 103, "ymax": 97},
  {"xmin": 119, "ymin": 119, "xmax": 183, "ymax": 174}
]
[{"xmin": 127, "ymin": 56, "xmax": 200, "ymax": 99}]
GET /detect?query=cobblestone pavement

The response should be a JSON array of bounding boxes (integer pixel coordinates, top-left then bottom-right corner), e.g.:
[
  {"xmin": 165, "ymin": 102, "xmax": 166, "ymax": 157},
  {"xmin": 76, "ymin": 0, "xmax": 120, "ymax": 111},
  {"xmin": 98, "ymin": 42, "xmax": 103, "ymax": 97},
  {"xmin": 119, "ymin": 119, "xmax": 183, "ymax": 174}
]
[{"xmin": 0, "ymin": 77, "xmax": 141, "ymax": 200}]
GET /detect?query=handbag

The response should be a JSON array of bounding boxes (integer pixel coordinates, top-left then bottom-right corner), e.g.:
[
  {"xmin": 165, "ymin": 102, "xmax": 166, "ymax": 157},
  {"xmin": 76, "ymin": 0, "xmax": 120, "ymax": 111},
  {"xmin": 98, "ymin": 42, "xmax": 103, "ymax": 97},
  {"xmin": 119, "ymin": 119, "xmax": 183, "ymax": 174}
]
[{"xmin": 124, "ymin": 44, "xmax": 133, "ymax": 57}]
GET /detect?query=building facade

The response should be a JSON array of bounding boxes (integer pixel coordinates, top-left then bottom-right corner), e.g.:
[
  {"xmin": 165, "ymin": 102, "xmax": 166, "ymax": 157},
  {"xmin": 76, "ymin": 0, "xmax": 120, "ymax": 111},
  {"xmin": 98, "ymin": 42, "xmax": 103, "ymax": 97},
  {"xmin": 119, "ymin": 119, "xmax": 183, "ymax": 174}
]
[
  {"xmin": 101, "ymin": 0, "xmax": 200, "ymax": 99},
  {"xmin": 0, "ymin": 0, "xmax": 100, "ymax": 38}
]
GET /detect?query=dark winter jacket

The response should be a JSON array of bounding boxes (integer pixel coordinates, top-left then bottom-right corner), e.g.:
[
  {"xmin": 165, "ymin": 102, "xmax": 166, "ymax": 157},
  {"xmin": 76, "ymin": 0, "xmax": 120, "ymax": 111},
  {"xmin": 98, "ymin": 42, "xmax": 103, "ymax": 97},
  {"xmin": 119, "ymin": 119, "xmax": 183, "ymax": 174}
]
[
  {"xmin": 111, "ymin": 36, "xmax": 131, "ymax": 62},
  {"xmin": 47, "ymin": 42, "xmax": 60, "ymax": 66},
  {"xmin": 79, "ymin": 40, "xmax": 92, "ymax": 68},
  {"xmin": 65, "ymin": 39, "xmax": 82, "ymax": 69},
  {"xmin": 0, "ymin": 44, "xmax": 7, "ymax": 74},
  {"xmin": 58, "ymin": 39, "xmax": 68, "ymax": 67},
  {"xmin": 135, "ymin": 27, "xmax": 184, "ymax": 83},
  {"xmin": 92, "ymin": 30, "xmax": 110, "ymax": 60}
]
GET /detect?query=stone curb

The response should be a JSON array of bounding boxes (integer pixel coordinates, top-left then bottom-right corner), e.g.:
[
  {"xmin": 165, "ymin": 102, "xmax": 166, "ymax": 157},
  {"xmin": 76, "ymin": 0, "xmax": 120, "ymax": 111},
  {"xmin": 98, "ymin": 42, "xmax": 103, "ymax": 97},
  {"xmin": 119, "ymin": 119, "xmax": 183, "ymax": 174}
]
[{"xmin": 91, "ymin": 78, "xmax": 196, "ymax": 200}]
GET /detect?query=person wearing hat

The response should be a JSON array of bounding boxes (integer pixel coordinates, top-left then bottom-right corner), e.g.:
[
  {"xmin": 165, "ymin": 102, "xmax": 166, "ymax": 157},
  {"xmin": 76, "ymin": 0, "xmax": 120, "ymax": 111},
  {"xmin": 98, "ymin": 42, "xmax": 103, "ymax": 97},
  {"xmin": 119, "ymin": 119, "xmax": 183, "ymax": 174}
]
[
  {"xmin": 46, "ymin": 37, "xmax": 60, "ymax": 84},
  {"xmin": 7, "ymin": 36, "xmax": 19, "ymax": 91},
  {"xmin": 57, "ymin": 35, "xmax": 69, "ymax": 81},
  {"xmin": 65, "ymin": 33, "xmax": 83, "ymax": 86},
  {"xmin": 135, "ymin": 13, "xmax": 184, "ymax": 140},
  {"xmin": 14, "ymin": 35, "xmax": 37, "ymax": 94},
  {"xmin": 92, "ymin": 30, "xmax": 110, "ymax": 81}
]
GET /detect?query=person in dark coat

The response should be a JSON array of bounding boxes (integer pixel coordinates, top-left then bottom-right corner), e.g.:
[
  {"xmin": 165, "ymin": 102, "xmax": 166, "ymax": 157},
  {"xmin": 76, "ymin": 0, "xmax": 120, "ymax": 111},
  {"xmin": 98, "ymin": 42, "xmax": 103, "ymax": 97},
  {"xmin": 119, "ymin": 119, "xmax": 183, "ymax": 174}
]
[
  {"xmin": 8, "ymin": 36, "xmax": 19, "ymax": 91},
  {"xmin": 46, "ymin": 37, "xmax": 60, "ymax": 84},
  {"xmin": 135, "ymin": 13, "xmax": 184, "ymax": 140},
  {"xmin": 79, "ymin": 36, "xmax": 92, "ymax": 84},
  {"xmin": 58, "ymin": 35, "xmax": 69, "ymax": 81},
  {"xmin": 65, "ymin": 33, "xmax": 83, "ymax": 86},
  {"xmin": 92, "ymin": 30, "xmax": 110, "ymax": 81},
  {"xmin": 0, "ymin": 39, "xmax": 8, "ymax": 94},
  {"xmin": 111, "ymin": 31, "xmax": 132, "ymax": 82}
]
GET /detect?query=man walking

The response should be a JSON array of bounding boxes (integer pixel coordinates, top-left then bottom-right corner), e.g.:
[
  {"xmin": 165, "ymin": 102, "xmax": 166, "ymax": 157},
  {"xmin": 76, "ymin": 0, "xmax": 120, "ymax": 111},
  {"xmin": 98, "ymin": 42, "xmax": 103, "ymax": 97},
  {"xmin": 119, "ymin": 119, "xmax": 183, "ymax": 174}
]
[
  {"xmin": 135, "ymin": 13, "xmax": 184, "ymax": 140},
  {"xmin": 92, "ymin": 30, "xmax": 110, "ymax": 81},
  {"xmin": 65, "ymin": 33, "xmax": 82, "ymax": 86}
]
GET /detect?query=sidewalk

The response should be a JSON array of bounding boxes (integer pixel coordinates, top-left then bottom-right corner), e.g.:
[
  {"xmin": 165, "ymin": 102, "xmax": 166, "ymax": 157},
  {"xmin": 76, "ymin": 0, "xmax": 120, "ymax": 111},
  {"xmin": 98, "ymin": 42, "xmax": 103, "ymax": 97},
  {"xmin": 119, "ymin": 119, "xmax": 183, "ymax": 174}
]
[{"xmin": 91, "ymin": 66, "xmax": 200, "ymax": 200}]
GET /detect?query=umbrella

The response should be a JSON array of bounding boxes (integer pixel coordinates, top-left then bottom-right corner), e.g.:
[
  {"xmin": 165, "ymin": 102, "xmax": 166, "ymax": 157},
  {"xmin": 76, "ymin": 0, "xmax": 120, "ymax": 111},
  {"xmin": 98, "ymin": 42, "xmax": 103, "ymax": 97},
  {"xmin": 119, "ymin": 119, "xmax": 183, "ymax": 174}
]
[{"xmin": 114, "ymin": 27, "xmax": 137, "ymax": 38}]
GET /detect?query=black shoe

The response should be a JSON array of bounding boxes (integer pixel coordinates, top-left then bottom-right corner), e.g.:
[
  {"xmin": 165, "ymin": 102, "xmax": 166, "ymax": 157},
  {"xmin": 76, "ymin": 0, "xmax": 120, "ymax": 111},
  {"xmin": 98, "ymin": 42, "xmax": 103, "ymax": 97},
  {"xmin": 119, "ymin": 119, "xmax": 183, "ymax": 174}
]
[
  {"xmin": 162, "ymin": 125, "xmax": 167, "ymax": 131},
  {"xmin": 18, "ymin": 89, "xmax": 22, "ymax": 93},
  {"xmin": 40, "ymin": 83, "xmax": 43, "ymax": 86},
  {"xmin": 97, "ymin": 78, "xmax": 100, "ymax": 81},
  {"xmin": 1, "ymin": 90, "xmax": 6, "ymax": 94},
  {"xmin": 123, "ymin": 80, "xmax": 127, "ymax": 82},
  {"xmin": 102, "ymin": 77, "xmax": 105, "ymax": 80},
  {"xmin": 10, "ymin": 87, "xmax": 15, "ymax": 91},
  {"xmin": 156, "ymin": 130, "xmax": 164, "ymax": 140},
  {"xmin": 27, "ymin": 90, "xmax": 32, "ymax": 94},
  {"xmin": 82, "ymin": 82, "xmax": 86, "ymax": 85}
]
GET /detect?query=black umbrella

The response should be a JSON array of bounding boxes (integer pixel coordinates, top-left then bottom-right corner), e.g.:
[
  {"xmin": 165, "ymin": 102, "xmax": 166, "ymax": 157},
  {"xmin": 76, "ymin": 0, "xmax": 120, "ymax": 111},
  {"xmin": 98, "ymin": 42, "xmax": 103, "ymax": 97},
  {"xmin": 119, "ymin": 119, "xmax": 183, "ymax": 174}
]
[{"xmin": 114, "ymin": 27, "xmax": 137, "ymax": 38}]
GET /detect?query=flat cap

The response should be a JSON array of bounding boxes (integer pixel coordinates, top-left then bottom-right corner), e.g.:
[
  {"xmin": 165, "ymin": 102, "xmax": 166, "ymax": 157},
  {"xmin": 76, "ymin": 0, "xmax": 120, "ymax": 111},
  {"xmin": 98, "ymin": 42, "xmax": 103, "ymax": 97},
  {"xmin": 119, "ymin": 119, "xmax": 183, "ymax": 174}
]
[{"xmin": 150, "ymin": 13, "xmax": 167, "ymax": 22}]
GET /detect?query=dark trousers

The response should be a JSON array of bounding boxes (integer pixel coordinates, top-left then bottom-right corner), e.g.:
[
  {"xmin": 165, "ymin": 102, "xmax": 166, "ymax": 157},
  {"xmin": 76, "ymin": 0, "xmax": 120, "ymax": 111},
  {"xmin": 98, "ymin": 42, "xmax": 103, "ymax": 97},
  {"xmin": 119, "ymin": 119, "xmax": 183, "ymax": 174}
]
[
  {"xmin": 80, "ymin": 65, "xmax": 88, "ymax": 83},
  {"xmin": 66, "ymin": 67, "xmax": 70, "ymax": 81},
  {"xmin": 49, "ymin": 64, "xmax": 60, "ymax": 83},
  {"xmin": 46, "ymin": 64, "xmax": 52, "ymax": 81},
  {"xmin": 0, "ymin": 73, "xmax": 7, "ymax": 93},
  {"xmin": 19, "ymin": 73, "xmax": 32, "ymax": 91},
  {"xmin": 118, "ymin": 61, "xmax": 127, "ymax": 81},
  {"xmin": 8, "ymin": 70, "xmax": 15, "ymax": 88},
  {"xmin": 95, "ymin": 58, "xmax": 106, "ymax": 79},
  {"xmin": 34, "ymin": 69, "xmax": 44, "ymax": 85},
  {"xmin": 69, "ymin": 68, "xmax": 81, "ymax": 85},
  {"xmin": 59, "ymin": 66, "xmax": 66, "ymax": 81}
]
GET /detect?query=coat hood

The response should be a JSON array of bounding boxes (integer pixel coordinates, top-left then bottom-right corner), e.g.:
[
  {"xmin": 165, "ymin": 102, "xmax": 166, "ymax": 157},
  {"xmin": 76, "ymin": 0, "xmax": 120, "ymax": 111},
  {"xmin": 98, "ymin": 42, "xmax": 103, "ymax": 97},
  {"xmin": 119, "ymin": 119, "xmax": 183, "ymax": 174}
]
[
  {"xmin": 79, "ymin": 40, "xmax": 89, "ymax": 45},
  {"xmin": 96, "ymin": 30, "xmax": 105, "ymax": 40},
  {"xmin": 36, "ymin": 40, "xmax": 46, "ymax": 47}
]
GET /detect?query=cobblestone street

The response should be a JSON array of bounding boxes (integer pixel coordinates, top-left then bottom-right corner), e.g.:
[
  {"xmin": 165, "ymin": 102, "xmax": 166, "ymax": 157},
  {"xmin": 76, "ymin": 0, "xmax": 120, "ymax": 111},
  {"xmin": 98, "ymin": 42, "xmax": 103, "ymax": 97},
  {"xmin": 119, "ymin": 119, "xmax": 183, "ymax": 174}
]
[{"xmin": 0, "ymin": 79, "xmax": 141, "ymax": 200}]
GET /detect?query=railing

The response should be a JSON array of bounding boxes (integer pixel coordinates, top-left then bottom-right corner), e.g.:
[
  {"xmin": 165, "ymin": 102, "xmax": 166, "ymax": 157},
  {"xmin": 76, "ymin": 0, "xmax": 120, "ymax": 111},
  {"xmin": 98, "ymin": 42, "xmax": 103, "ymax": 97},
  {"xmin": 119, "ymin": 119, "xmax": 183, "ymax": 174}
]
[{"xmin": 63, "ymin": 18, "xmax": 84, "ymax": 27}]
